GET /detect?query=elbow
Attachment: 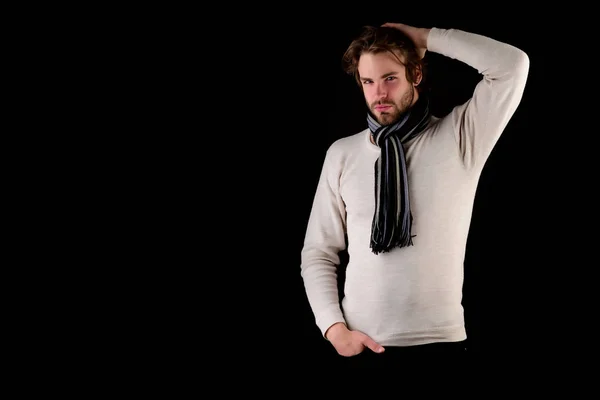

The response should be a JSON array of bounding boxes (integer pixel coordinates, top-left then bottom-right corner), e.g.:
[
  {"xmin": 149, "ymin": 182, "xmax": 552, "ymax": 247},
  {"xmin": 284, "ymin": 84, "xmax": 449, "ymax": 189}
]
[
  {"xmin": 498, "ymin": 47, "xmax": 529, "ymax": 88},
  {"xmin": 513, "ymin": 48, "xmax": 530, "ymax": 79},
  {"xmin": 300, "ymin": 245, "xmax": 342, "ymax": 274}
]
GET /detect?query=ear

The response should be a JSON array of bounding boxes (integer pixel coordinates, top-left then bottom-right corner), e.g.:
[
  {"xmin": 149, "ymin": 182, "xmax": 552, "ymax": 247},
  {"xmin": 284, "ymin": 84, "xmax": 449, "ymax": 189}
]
[{"xmin": 413, "ymin": 65, "xmax": 423, "ymax": 86}]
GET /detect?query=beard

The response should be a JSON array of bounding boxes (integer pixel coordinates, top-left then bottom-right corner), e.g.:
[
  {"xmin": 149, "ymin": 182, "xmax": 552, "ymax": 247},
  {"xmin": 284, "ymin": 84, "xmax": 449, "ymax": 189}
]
[{"xmin": 370, "ymin": 88, "xmax": 415, "ymax": 126}]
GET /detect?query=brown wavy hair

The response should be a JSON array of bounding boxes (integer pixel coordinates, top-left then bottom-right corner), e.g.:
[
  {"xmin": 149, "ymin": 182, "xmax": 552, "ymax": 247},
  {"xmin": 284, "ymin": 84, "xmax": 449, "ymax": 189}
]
[{"xmin": 342, "ymin": 26, "xmax": 426, "ymax": 92}]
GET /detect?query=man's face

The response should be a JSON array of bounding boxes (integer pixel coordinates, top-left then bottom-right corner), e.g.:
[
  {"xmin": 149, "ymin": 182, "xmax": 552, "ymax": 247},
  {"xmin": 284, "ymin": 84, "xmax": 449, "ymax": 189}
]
[{"xmin": 358, "ymin": 51, "xmax": 419, "ymax": 125}]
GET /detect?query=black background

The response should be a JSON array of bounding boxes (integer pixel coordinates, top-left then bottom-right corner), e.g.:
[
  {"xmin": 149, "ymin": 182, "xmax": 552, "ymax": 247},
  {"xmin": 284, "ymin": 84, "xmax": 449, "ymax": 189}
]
[
  {"xmin": 18, "ymin": 5, "xmax": 598, "ymax": 383},
  {"xmin": 146, "ymin": 9, "xmax": 594, "ymax": 368},
  {"xmin": 251, "ymin": 16, "xmax": 543, "ymax": 363}
]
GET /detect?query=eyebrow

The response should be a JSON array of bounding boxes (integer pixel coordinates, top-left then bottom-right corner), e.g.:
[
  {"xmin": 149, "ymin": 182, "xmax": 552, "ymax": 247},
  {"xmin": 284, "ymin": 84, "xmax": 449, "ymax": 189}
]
[{"xmin": 361, "ymin": 72, "xmax": 399, "ymax": 81}]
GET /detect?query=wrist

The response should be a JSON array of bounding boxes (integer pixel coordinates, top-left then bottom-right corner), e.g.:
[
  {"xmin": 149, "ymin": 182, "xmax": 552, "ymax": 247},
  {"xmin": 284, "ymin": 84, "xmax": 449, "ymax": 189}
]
[
  {"xmin": 325, "ymin": 322, "xmax": 347, "ymax": 341},
  {"xmin": 421, "ymin": 28, "xmax": 431, "ymax": 49}
]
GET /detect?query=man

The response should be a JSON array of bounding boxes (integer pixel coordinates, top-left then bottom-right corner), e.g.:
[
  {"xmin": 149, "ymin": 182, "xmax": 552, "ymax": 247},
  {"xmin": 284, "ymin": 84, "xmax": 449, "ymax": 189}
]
[{"xmin": 300, "ymin": 22, "xmax": 529, "ymax": 362}]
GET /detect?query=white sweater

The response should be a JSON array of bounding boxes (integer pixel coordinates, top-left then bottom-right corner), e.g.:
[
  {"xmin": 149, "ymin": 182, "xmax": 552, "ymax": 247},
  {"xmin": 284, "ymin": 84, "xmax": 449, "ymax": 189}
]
[{"xmin": 300, "ymin": 27, "xmax": 529, "ymax": 347}]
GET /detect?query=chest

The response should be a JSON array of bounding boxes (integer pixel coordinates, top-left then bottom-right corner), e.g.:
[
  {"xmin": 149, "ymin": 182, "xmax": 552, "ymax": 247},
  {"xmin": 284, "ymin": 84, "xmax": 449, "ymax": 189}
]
[{"xmin": 339, "ymin": 134, "xmax": 465, "ymax": 220}]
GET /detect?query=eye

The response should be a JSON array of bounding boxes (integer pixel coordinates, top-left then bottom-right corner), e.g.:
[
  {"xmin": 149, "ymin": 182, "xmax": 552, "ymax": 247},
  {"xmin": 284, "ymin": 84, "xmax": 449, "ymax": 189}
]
[{"xmin": 386, "ymin": 76, "xmax": 397, "ymax": 81}]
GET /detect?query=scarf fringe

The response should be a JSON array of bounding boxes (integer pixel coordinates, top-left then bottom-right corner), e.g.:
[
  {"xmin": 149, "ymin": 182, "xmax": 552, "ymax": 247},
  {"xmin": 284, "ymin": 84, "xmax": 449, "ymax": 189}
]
[{"xmin": 370, "ymin": 234, "xmax": 416, "ymax": 255}]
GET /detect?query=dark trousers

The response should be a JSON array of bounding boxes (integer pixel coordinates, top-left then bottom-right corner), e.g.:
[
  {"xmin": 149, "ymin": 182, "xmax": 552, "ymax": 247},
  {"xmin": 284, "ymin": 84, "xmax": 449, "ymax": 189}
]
[{"xmin": 338, "ymin": 340, "xmax": 468, "ymax": 367}]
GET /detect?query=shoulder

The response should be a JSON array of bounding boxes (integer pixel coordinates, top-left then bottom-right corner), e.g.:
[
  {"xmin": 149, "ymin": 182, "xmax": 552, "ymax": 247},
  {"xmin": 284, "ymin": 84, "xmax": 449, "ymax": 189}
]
[
  {"xmin": 326, "ymin": 128, "xmax": 369, "ymax": 161},
  {"xmin": 414, "ymin": 114, "xmax": 444, "ymax": 139}
]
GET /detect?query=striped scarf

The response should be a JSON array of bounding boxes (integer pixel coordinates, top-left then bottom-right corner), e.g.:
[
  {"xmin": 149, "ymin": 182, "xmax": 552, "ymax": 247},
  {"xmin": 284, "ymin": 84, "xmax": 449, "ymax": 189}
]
[{"xmin": 368, "ymin": 95, "xmax": 430, "ymax": 254}]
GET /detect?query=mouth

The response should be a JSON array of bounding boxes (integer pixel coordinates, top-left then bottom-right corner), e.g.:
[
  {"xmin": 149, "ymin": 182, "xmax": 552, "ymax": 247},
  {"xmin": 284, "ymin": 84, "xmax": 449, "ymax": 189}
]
[{"xmin": 374, "ymin": 105, "xmax": 393, "ymax": 111}]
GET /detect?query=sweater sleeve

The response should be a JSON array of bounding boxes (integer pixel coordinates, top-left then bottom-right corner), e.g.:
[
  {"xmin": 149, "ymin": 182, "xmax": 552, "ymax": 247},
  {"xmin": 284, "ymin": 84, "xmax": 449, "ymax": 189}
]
[
  {"xmin": 300, "ymin": 146, "xmax": 348, "ymax": 338},
  {"xmin": 427, "ymin": 27, "xmax": 530, "ymax": 170}
]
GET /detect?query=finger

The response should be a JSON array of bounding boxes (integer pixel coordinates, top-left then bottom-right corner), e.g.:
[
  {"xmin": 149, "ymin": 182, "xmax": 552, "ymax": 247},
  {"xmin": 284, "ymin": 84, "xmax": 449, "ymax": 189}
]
[{"xmin": 361, "ymin": 335, "xmax": 385, "ymax": 353}]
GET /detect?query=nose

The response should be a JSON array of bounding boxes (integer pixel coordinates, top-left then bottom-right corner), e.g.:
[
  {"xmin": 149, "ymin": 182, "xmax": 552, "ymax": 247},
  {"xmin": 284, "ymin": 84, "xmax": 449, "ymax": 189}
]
[{"xmin": 375, "ymin": 83, "xmax": 387, "ymax": 99}]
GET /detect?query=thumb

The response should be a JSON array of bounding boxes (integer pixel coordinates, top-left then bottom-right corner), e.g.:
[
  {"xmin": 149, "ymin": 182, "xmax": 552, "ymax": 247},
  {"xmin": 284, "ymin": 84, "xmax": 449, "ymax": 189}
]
[{"xmin": 361, "ymin": 334, "xmax": 385, "ymax": 353}]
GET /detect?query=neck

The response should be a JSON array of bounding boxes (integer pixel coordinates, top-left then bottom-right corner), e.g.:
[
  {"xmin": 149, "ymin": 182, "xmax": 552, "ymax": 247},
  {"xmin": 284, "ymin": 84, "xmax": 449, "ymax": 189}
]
[
  {"xmin": 367, "ymin": 91, "xmax": 430, "ymax": 147},
  {"xmin": 412, "ymin": 88, "xmax": 420, "ymax": 106},
  {"xmin": 368, "ymin": 88, "xmax": 420, "ymax": 140}
]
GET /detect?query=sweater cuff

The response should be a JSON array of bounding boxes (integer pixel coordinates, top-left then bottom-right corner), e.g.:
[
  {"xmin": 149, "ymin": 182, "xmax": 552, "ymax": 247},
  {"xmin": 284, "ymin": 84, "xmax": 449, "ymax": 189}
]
[
  {"xmin": 316, "ymin": 306, "xmax": 346, "ymax": 339},
  {"xmin": 426, "ymin": 27, "xmax": 450, "ymax": 54}
]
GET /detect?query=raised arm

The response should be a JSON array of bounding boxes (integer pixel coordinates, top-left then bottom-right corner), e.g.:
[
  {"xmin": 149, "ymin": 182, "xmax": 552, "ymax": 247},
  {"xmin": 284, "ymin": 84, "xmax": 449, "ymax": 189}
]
[
  {"xmin": 430, "ymin": 27, "xmax": 529, "ymax": 169},
  {"xmin": 384, "ymin": 23, "xmax": 530, "ymax": 170}
]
